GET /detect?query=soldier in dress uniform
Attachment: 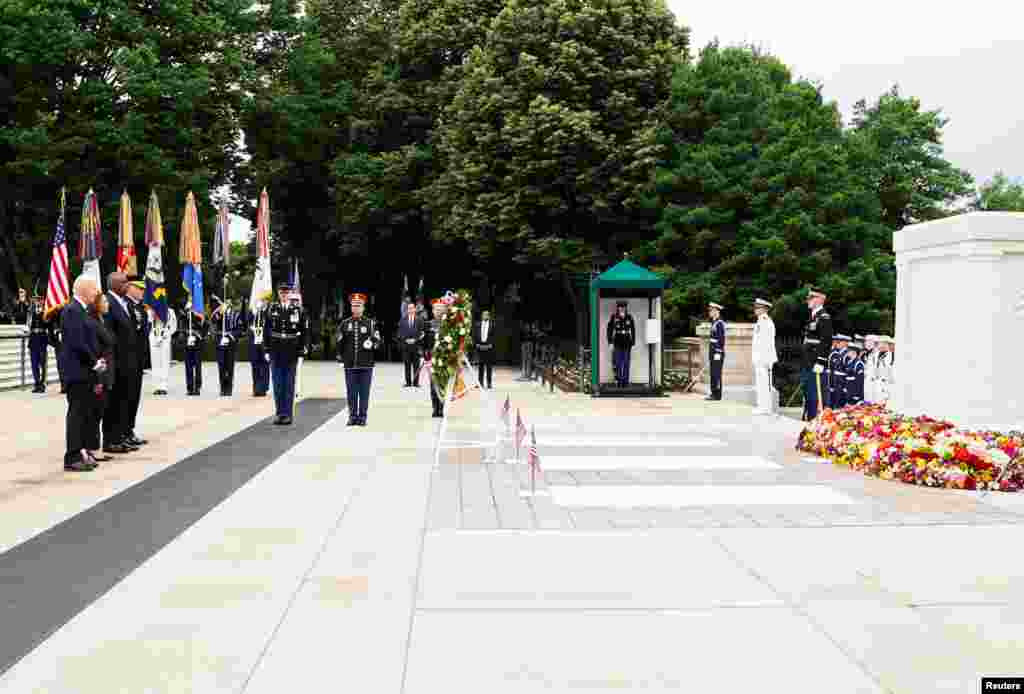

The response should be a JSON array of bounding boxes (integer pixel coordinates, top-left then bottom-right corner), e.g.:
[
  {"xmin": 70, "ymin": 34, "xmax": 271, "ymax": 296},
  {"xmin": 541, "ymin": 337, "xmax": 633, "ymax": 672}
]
[
  {"xmin": 26, "ymin": 293, "xmax": 49, "ymax": 392},
  {"xmin": 178, "ymin": 301, "xmax": 207, "ymax": 395},
  {"xmin": 829, "ymin": 333, "xmax": 850, "ymax": 409},
  {"xmin": 843, "ymin": 340, "xmax": 866, "ymax": 405},
  {"xmin": 247, "ymin": 304, "xmax": 270, "ymax": 397},
  {"xmin": 606, "ymin": 301, "xmax": 636, "ymax": 388},
  {"xmin": 124, "ymin": 280, "xmax": 150, "ymax": 446},
  {"xmin": 862, "ymin": 335, "xmax": 879, "ymax": 403},
  {"xmin": 338, "ymin": 292, "xmax": 381, "ymax": 426},
  {"xmin": 423, "ymin": 298, "xmax": 447, "ymax": 418},
  {"xmin": 706, "ymin": 302, "xmax": 726, "ymax": 401},
  {"xmin": 751, "ymin": 298, "xmax": 778, "ymax": 415},
  {"xmin": 211, "ymin": 298, "xmax": 244, "ymax": 396},
  {"xmin": 47, "ymin": 303, "xmax": 66, "ymax": 393},
  {"xmin": 801, "ymin": 288, "xmax": 833, "ymax": 421},
  {"xmin": 12, "ymin": 287, "xmax": 29, "ymax": 324},
  {"xmin": 876, "ymin": 336, "xmax": 895, "ymax": 405},
  {"xmin": 266, "ymin": 282, "xmax": 309, "ymax": 424}
]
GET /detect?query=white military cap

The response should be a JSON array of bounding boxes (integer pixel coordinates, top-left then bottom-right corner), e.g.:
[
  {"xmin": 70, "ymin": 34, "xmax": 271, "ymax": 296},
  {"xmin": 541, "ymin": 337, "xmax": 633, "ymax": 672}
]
[
  {"xmin": 834, "ymin": 333, "xmax": 851, "ymax": 341},
  {"xmin": 753, "ymin": 298, "xmax": 772, "ymax": 308},
  {"xmin": 708, "ymin": 302, "xmax": 724, "ymax": 310}
]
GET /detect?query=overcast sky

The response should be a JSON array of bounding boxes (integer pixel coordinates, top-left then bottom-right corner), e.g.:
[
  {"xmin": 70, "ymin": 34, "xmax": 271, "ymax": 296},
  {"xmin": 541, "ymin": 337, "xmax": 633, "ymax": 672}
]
[
  {"xmin": 670, "ymin": 0, "xmax": 1023, "ymax": 187},
  {"xmin": 232, "ymin": 2, "xmax": 1021, "ymax": 240}
]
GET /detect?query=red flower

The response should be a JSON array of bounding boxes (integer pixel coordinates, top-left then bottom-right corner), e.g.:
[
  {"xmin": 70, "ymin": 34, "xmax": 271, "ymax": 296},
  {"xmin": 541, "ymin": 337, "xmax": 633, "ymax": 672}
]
[{"xmin": 964, "ymin": 476, "xmax": 977, "ymax": 490}]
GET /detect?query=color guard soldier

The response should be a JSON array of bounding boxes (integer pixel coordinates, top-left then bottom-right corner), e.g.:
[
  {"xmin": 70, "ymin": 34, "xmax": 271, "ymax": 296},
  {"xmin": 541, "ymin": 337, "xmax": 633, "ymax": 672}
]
[
  {"xmin": 606, "ymin": 300, "xmax": 636, "ymax": 388},
  {"xmin": 27, "ymin": 293, "xmax": 49, "ymax": 392},
  {"xmin": 706, "ymin": 302, "xmax": 725, "ymax": 401},
  {"xmin": 212, "ymin": 298, "xmax": 244, "ymax": 396},
  {"xmin": 338, "ymin": 292, "xmax": 381, "ymax": 426},
  {"xmin": 178, "ymin": 301, "xmax": 207, "ymax": 395},
  {"xmin": 248, "ymin": 304, "xmax": 270, "ymax": 397},
  {"xmin": 267, "ymin": 282, "xmax": 308, "ymax": 424},
  {"xmin": 801, "ymin": 287, "xmax": 833, "ymax": 421}
]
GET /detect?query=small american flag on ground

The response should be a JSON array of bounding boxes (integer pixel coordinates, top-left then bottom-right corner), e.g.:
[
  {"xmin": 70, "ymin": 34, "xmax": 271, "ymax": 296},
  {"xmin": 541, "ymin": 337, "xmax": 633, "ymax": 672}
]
[
  {"xmin": 528, "ymin": 427, "xmax": 540, "ymax": 493},
  {"xmin": 44, "ymin": 189, "xmax": 69, "ymax": 319},
  {"xmin": 501, "ymin": 395, "xmax": 511, "ymax": 427},
  {"xmin": 515, "ymin": 409, "xmax": 527, "ymax": 448}
]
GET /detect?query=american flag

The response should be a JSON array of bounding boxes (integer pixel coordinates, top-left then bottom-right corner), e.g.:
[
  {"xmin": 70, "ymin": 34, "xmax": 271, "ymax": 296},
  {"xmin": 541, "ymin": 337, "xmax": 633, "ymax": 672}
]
[
  {"xmin": 44, "ymin": 189, "xmax": 69, "ymax": 319},
  {"xmin": 528, "ymin": 427, "xmax": 540, "ymax": 491},
  {"xmin": 515, "ymin": 409, "xmax": 527, "ymax": 449}
]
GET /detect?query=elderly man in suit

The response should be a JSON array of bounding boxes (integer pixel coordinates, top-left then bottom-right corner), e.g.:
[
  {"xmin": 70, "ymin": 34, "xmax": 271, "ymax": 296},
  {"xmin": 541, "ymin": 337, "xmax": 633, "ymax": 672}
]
[
  {"xmin": 61, "ymin": 275, "xmax": 104, "ymax": 471},
  {"xmin": 474, "ymin": 309, "xmax": 497, "ymax": 389},
  {"xmin": 102, "ymin": 272, "xmax": 143, "ymax": 453}
]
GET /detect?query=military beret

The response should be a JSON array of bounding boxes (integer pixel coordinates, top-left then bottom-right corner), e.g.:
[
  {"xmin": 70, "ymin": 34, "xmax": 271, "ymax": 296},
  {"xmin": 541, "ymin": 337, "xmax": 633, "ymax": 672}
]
[
  {"xmin": 349, "ymin": 292, "xmax": 367, "ymax": 304},
  {"xmin": 753, "ymin": 298, "xmax": 772, "ymax": 308},
  {"xmin": 431, "ymin": 298, "xmax": 445, "ymax": 306},
  {"xmin": 708, "ymin": 302, "xmax": 724, "ymax": 310}
]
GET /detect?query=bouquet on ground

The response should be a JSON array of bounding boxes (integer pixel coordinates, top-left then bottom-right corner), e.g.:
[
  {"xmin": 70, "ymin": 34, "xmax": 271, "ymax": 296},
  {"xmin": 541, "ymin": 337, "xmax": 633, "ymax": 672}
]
[
  {"xmin": 431, "ymin": 290, "xmax": 474, "ymax": 401},
  {"xmin": 797, "ymin": 403, "xmax": 1024, "ymax": 492}
]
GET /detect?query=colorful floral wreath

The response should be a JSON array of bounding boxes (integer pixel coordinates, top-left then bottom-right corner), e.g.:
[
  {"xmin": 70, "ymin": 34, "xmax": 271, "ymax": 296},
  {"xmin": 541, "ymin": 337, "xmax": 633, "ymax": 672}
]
[
  {"xmin": 797, "ymin": 404, "xmax": 1024, "ymax": 492},
  {"xmin": 431, "ymin": 290, "xmax": 474, "ymax": 400}
]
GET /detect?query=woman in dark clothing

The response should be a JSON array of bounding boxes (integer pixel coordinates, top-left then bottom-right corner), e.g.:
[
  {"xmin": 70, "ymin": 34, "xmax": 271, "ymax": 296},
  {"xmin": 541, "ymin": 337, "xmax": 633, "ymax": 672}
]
[{"xmin": 87, "ymin": 293, "xmax": 116, "ymax": 462}]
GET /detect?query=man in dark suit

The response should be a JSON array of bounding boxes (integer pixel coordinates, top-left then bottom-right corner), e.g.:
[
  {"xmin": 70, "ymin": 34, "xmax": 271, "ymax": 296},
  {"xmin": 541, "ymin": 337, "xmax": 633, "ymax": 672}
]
[
  {"xmin": 61, "ymin": 276, "xmax": 103, "ymax": 471},
  {"xmin": 123, "ymin": 280, "xmax": 150, "ymax": 446},
  {"xmin": 474, "ymin": 309, "xmax": 496, "ymax": 389},
  {"xmin": 102, "ymin": 272, "xmax": 142, "ymax": 453},
  {"xmin": 398, "ymin": 301, "xmax": 425, "ymax": 387}
]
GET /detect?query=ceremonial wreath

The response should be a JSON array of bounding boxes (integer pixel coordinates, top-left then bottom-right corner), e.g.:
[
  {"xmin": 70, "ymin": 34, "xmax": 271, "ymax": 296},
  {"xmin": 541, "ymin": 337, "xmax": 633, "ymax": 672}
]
[
  {"xmin": 430, "ymin": 290, "xmax": 474, "ymax": 400},
  {"xmin": 797, "ymin": 404, "xmax": 1024, "ymax": 492}
]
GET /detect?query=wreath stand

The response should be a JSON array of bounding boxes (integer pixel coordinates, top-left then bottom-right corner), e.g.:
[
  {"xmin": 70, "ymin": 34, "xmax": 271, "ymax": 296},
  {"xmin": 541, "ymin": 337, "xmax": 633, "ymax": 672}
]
[{"xmin": 433, "ymin": 354, "xmax": 500, "ymax": 467}]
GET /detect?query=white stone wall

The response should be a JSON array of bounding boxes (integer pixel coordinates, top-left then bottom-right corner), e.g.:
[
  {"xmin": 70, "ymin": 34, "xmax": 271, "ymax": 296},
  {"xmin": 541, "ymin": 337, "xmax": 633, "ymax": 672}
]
[{"xmin": 893, "ymin": 212, "xmax": 1024, "ymax": 430}]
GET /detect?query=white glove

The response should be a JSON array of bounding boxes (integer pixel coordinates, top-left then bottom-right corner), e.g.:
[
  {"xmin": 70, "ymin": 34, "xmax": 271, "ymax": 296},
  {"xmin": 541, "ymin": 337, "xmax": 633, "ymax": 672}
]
[
  {"xmin": 265, "ymin": 353, "xmax": 270, "ymax": 362},
  {"xmin": 713, "ymin": 353, "xmax": 722, "ymax": 361},
  {"xmin": 93, "ymin": 358, "xmax": 107, "ymax": 373},
  {"xmin": 813, "ymin": 364, "xmax": 824, "ymax": 374}
]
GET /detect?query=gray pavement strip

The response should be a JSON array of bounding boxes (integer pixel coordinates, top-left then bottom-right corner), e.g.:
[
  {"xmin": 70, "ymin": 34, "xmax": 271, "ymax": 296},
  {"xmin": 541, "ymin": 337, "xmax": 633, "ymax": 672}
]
[{"xmin": 0, "ymin": 397, "xmax": 346, "ymax": 678}]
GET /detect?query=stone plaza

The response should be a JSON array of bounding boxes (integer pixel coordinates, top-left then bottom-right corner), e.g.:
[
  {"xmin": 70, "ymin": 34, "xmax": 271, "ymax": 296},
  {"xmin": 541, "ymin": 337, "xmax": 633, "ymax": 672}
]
[{"xmin": 1, "ymin": 361, "xmax": 1022, "ymax": 692}]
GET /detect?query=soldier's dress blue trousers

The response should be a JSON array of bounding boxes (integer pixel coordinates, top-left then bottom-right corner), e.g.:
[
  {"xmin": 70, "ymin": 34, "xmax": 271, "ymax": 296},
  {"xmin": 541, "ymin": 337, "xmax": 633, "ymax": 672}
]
[
  {"xmin": 344, "ymin": 367, "xmax": 373, "ymax": 421},
  {"xmin": 270, "ymin": 354, "xmax": 297, "ymax": 417},
  {"xmin": 612, "ymin": 347, "xmax": 630, "ymax": 385},
  {"xmin": 184, "ymin": 350, "xmax": 203, "ymax": 393},
  {"xmin": 249, "ymin": 345, "xmax": 270, "ymax": 395},
  {"xmin": 801, "ymin": 368, "xmax": 824, "ymax": 421},
  {"xmin": 29, "ymin": 335, "xmax": 48, "ymax": 386}
]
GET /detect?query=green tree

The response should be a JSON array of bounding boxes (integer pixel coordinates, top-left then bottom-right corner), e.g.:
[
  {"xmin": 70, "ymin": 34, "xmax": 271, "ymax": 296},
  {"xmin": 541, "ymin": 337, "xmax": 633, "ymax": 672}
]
[
  {"xmin": 0, "ymin": 0, "xmax": 266, "ymax": 303},
  {"xmin": 974, "ymin": 171, "xmax": 1024, "ymax": 211},
  {"xmin": 642, "ymin": 44, "xmax": 893, "ymax": 336},
  {"xmin": 427, "ymin": 0, "xmax": 689, "ymax": 343},
  {"xmin": 849, "ymin": 85, "xmax": 973, "ymax": 228}
]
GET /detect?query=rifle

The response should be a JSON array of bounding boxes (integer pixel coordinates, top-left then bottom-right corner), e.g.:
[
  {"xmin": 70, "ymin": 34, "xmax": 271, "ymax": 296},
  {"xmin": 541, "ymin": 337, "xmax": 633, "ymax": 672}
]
[{"xmin": 684, "ymin": 365, "xmax": 706, "ymax": 393}]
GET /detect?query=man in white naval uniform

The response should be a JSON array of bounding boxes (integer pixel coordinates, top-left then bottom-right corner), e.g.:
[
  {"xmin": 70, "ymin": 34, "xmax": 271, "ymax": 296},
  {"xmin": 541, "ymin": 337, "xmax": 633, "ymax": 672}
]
[
  {"xmin": 862, "ymin": 335, "xmax": 879, "ymax": 403},
  {"xmin": 149, "ymin": 307, "xmax": 177, "ymax": 395},
  {"xmin": 750, "ymin": 297, "xmax": 778, "ymax": 415}
]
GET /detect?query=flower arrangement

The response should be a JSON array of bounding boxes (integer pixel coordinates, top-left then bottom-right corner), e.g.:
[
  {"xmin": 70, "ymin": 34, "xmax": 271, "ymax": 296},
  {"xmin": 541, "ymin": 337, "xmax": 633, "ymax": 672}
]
[
  {"xmin": 797, "ymin": 404, "xmax": 1024, "ymax": 492},
  {"xmin": 431, "ymin": 289, "xmax": 474, "ymax": 400}
]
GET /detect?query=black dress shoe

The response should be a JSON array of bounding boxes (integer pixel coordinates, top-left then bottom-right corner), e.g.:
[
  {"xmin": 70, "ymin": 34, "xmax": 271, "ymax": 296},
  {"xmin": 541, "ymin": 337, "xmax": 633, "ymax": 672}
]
[
  {"xmin": 126, "ymin": 435, "xmax": 148, "ymax": 446},
  {"xmin": 281, "ymin": 416, "xmax": 293, "ymax": 425},
  {"xmin": 103, "ymin": 444, "xmax": 131, "ymax": 454},
  {"xmin": 64, "ymin": 460, "xmax": 95, "ymax": 472},
  {"xmin": 273, "ymin": 416, "xmax": 285, "ymax": 425},
  {"xmin": 347, "ymin": 417, "xmax": 357, "ymax": 426}
]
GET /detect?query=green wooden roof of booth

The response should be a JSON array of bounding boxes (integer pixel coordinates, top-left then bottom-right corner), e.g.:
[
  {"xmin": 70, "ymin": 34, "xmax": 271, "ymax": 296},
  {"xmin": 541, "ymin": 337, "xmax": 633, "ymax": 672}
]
[{"xmin": 592, "ymin": 259, "xmax": 667, "ymax": 289}]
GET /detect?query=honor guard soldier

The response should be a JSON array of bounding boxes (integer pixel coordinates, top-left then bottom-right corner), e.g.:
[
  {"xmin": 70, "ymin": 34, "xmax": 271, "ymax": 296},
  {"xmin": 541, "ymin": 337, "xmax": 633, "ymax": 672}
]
[
  {"xmin": 178, "ymin": 301, "xmax": 207, "ymax": 395},
  {"xmin": 267, "ymin": 282, "xmax": 308, "ymax": 424},
  {"xmin": 829, "ymin": 334, "xmax": 850, "ymax": 409},
  {"xmin": 248, "ymin": 303, "xmax": 270, "ymax": 397},
  {"xmin": 424, "ymin": 298, "xmax": 447, "ymax": 418},
  {"xmin": 47, "ymin": 303, "xmax": 66, "ymax": 392},
  {"xmin": 606, "ymin": 301, "xmax": 636, "ymax": 388},
  {"xmin": 751, "ymin": 298, "xmax": 778, "ymax": 415},
  {"xmin": 801, "ymin": 288, "xmax": 833, "ymax": 421},
  {"xmin": 338, "ymin": 292, "xmax": 381, "ymax": 426},
  {"xmin": 212, "ymin": 298, "xmax": 244, "ymax": 396},
  {"xmin": 824, "ymin": 336, "xmax": 840, "ymax": 408},
  {"xmin": 124, "ymin": 280, "xmax": 150, "ymax": 446},
  {"xmin": 862, "ymin": 335, "xmax": 879, "ymax": 403},
  {"xmin": 844, "ymin": 340, "xmax": 866, "ymax": 405},
  {"xmin": 26, "ymin": 293, "xmax": 49, "ymax": 392},
  {"xmin": 706, "ymin": 302, "xmax": 726, "ymax": 401}
]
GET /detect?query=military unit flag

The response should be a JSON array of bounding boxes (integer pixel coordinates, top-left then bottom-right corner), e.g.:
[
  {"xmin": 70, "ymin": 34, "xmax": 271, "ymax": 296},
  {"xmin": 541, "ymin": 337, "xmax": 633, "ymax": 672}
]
[
  {"xmin": 143, "ymin": 190, "xmax": 168, "ymax": 324},
  {"xmin": 116, "ymin": 190, "xmax": 137, "ymax": 276},
  {"xmin": 250, "ymin": 188, "xmax": 273, "ymax": 312}
]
